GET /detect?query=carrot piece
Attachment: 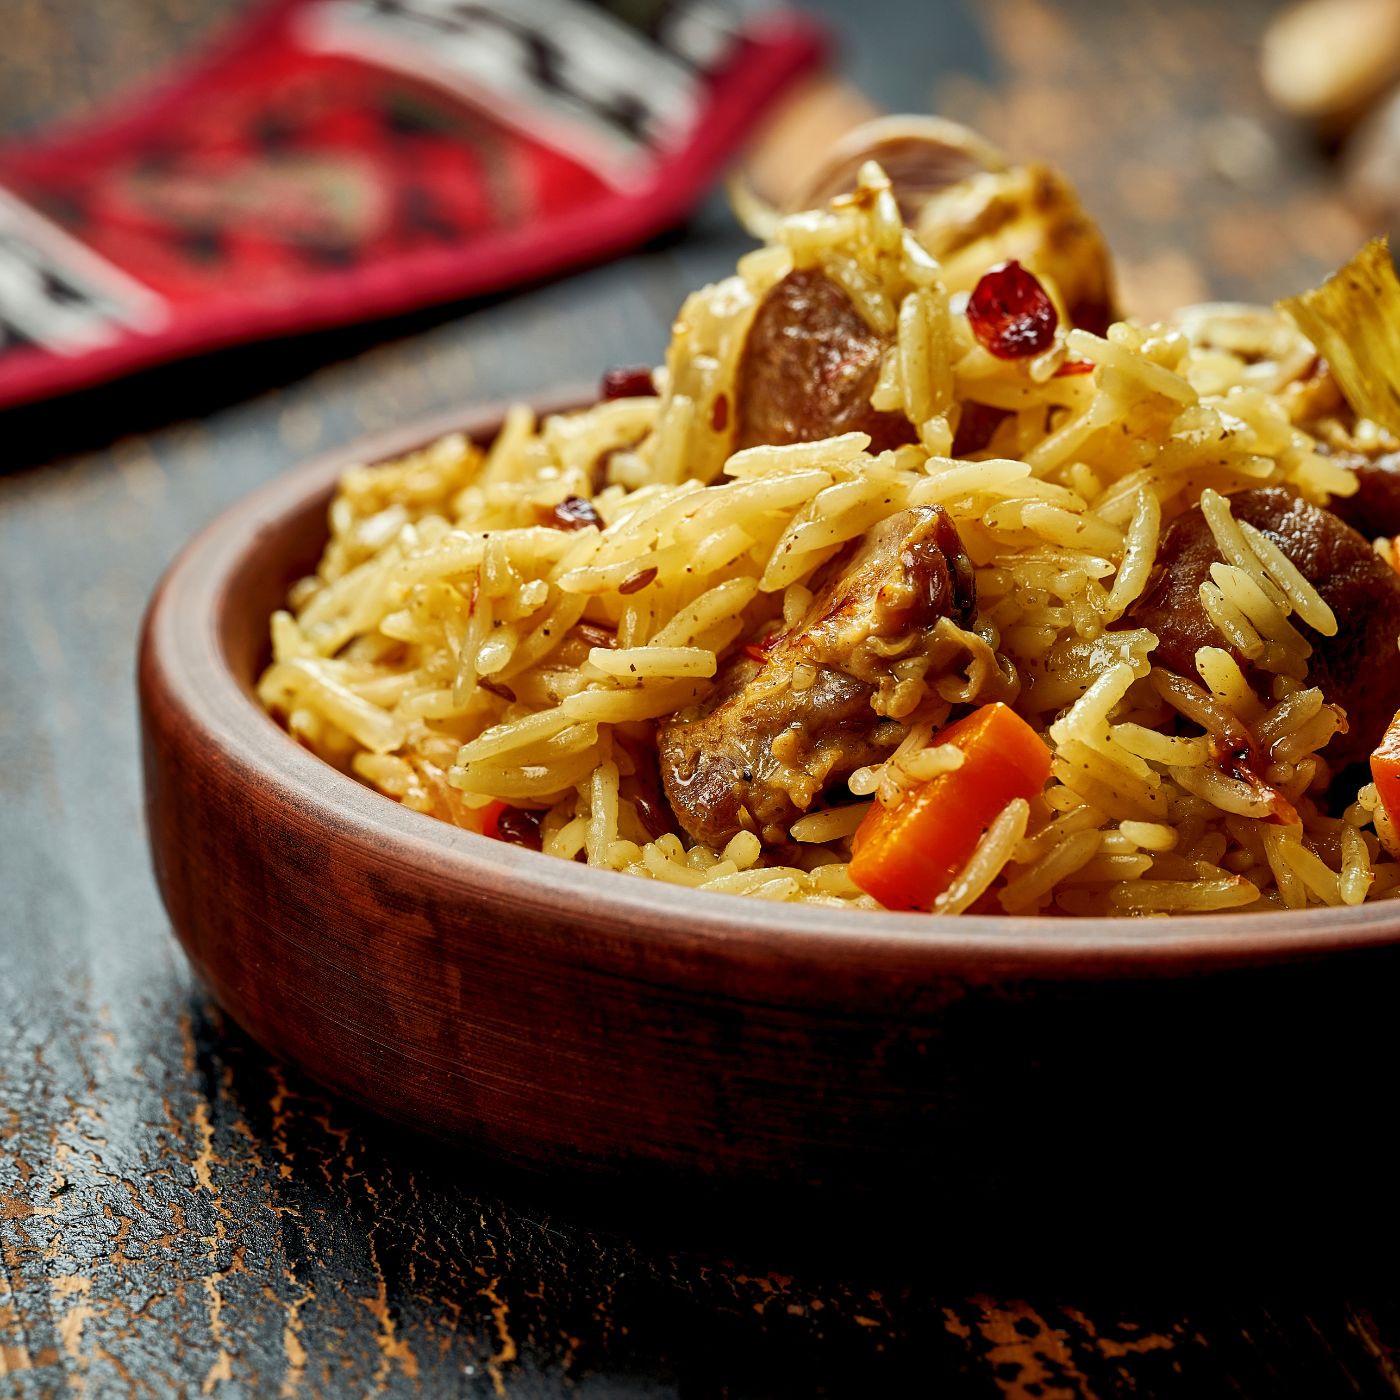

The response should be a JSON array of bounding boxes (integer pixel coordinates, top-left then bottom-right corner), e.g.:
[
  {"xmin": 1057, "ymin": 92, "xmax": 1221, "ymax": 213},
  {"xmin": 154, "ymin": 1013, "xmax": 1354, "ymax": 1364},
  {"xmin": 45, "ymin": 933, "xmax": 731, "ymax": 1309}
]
[
  {"xmin": 848, "ymin": 702, "xmax": 1052, "ymax": 911},
  {"xmin": 479, "ymin": 800, "xmax": 508, "ymax": 839},
  {"xmin": 1369, "ymin": 710, "xmax": 1400, "ymax": 830}
]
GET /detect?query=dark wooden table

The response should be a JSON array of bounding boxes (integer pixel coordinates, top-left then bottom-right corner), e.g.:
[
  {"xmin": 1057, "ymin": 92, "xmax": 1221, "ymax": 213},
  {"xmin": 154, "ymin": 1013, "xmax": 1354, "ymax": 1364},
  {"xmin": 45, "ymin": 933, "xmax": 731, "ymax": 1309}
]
[{"xmin": 5, "ymin": 1, "xmax": 1400, "ymax": 1395}]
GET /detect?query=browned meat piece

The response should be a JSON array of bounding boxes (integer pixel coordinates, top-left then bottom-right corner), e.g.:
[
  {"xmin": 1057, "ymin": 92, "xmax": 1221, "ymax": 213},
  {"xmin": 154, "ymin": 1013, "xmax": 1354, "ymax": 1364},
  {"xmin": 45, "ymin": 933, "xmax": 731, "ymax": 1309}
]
[
  {"xmin": 1129, "ymin": 510, "xmax": 1238, "ymax": 682},
  {"xmin": 733, "ymin": 269, "xmax": 918, "ymax": 455},
  {"xmin": 1324, "ymin": 449, "xmax": 1400, "ymax": 539},
  {"xmin": 1127, "ymin": 485, "xmax": 1400, "ymax": 766},
  {"xmin": 658, "ymin": 505, "xmax": 976, "ymax": 847}
]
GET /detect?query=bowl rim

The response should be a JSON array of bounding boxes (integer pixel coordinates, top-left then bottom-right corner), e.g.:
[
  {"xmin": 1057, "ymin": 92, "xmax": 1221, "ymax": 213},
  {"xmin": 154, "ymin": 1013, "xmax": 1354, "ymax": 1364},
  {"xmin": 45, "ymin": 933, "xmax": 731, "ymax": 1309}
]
[{"xmin": 141, "ymin": 393, "xmax": 1400, "ymax": 978}]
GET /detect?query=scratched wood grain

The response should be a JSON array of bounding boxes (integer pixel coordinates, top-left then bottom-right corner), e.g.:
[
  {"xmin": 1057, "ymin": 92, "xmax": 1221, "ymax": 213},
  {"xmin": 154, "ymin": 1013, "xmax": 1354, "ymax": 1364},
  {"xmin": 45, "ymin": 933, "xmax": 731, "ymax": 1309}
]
[{"xmin": 5, "ymin": 0, "xmax": 1400, "ymax": 1396}]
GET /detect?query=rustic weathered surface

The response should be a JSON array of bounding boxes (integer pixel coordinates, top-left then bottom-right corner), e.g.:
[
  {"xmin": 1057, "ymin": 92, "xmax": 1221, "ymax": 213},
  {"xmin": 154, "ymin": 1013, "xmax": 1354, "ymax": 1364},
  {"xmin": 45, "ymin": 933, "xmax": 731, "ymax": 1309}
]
[{"xmin": 6, "ymin": 0, "xmax": 1400, "ymax": 1395}]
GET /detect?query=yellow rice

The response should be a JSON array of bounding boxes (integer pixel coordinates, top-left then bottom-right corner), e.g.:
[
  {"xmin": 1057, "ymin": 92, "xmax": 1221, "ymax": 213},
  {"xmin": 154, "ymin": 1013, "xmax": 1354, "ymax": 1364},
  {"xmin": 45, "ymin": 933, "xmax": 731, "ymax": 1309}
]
[{"xmin": 258, "ymin": 160, "xmax": 1400, "ymax": 917}]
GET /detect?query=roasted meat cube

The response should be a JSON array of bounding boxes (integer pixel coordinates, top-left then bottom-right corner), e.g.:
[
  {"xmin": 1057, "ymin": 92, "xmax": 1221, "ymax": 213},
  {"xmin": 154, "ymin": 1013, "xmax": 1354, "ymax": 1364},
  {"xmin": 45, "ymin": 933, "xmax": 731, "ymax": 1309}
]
[
  {"xmin": 1127, "ymin": 485, "xmax": 1400, "ymax": 766},
  {"xmin": 733, "ymin": 269, "xmax": 918, "ymax": 455},
  {"xmin": 658, "ymin": 505, "xmax": 976, "ymax": 847},
  {"xmin": 1323, "ymin": 449, "xmax": 1400, "ymax": 540}
]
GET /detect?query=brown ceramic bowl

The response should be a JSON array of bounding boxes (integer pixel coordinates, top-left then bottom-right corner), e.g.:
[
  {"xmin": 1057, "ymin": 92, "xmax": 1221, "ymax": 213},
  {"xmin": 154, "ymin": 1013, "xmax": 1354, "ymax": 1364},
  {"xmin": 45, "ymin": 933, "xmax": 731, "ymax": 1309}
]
[{"xmin": 139, "ymin": 396, "xmax": 1400, "ymax": 1200}]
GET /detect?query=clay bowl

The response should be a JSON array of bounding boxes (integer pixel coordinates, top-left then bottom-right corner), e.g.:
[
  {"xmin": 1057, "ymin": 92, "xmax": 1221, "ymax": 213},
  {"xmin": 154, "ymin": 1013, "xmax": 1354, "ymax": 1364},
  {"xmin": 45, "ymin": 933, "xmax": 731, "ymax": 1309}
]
[{"xmin": 139, "ymin": 396, "xmax": 1400, "ymax": 1205}]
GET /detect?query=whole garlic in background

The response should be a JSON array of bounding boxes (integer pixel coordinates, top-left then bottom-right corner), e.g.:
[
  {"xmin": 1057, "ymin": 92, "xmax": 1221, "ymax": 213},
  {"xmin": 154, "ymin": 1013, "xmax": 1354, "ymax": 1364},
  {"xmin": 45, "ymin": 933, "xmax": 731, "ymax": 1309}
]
[{"xmin": 1263, "ymin": 0, "xmax": 1400, "ymax": 219}]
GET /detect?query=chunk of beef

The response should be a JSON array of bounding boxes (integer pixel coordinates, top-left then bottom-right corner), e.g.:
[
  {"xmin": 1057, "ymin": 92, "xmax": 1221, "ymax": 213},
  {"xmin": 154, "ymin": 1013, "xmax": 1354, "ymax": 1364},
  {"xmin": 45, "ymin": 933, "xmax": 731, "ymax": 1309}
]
[
  {"xmin": 734, "ymin": 269, "xmax": 917, "ymax": 455},
  {"xmin": 1127, "ymin": 485, "xmax": 1400, "ymax": 765},
  {"xmin": 658, "ymin": 506, "xmax": 976, "ymax": 847},
  {"xmin": 1324, "ymin": 449, "xmax": 1400, "ymax": 539}
]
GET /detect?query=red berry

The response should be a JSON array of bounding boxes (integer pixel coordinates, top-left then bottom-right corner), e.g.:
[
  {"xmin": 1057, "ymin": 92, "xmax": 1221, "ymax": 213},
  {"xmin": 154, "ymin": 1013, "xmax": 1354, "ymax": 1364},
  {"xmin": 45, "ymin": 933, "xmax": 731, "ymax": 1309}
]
[
  {"xmin": 493, "ymin": 806, "xmax": 544, "ymax": 851},
  {"xmin": 967, "ymin": 261, "xmax": 1059, "ymax": 360},
  {"xmin": 601, "ymin": 366, "xmax": 655, "ymax": 399}
]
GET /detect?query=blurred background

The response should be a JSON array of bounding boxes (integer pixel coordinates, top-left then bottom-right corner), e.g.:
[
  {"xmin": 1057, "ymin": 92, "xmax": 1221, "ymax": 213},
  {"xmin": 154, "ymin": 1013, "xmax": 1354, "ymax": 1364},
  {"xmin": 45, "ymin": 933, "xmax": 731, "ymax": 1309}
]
[{"xmin": 0, "ymin": 0, "xmax": 1386, "ymax": 471}]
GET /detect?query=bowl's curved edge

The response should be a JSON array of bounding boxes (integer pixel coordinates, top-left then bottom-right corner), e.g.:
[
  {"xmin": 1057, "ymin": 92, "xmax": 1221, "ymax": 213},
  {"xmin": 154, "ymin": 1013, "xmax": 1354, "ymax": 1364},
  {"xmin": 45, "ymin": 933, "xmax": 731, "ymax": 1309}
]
[
  {"xmin": 139, "ymin": 392, "xmax": 1400, "ymax": 978},
  {"xmin": 136, "ymin": 391, "xmax": 1400, "ymax": 1189}
]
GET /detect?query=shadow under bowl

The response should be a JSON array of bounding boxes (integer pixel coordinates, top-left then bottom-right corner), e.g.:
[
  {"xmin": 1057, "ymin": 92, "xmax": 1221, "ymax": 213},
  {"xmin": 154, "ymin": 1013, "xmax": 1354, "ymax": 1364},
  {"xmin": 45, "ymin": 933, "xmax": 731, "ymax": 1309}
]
[{"xmin": 138, "ymin": 396, "xmax": 1400, "ymax": 1203}]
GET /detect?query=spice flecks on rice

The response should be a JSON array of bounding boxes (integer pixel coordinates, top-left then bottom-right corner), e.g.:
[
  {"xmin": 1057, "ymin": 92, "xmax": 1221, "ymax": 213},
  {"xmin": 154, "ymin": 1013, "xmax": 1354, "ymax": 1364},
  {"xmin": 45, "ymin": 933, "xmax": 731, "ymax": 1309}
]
[{"xmin": 260, "ymin": 154, "xmax": 1400, "ymax": 917}]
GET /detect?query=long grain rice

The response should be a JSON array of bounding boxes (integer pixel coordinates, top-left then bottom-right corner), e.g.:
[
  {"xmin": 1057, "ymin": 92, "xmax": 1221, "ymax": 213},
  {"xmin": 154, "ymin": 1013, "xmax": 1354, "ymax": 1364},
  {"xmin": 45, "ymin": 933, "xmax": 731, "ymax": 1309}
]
[{"xmin": 257, "ymin": 156, "xmax": 1400, "ymax": 918}]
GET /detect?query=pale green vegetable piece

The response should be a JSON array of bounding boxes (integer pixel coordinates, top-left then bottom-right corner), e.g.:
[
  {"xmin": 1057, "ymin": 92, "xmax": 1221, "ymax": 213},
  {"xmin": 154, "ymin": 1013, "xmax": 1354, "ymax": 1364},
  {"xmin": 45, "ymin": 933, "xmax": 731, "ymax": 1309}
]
[{"xmin": 1280, "ymin": 236, "xmax": 1400, "ymax": 436}]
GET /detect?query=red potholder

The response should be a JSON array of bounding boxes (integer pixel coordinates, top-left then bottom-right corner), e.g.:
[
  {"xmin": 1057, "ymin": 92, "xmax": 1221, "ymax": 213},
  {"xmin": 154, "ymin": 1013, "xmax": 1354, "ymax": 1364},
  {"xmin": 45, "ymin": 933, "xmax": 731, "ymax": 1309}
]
[{"xmin": 0, "ymin": 0, "xmax": 827, "ymax": 410}]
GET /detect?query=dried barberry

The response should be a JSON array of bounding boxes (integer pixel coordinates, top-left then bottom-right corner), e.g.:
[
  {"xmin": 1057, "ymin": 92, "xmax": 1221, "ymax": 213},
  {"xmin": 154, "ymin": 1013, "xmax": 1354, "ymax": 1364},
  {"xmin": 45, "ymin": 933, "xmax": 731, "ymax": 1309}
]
[
  {"xmin": 967, "ymin": 260, "xmax": 1058, "ymax": 359},
  {"xmin": 601, "ymin": 366, "xmax": 655, "ymax": 399},
  {"xmin": 492, "ymin": 806, "xmax": 545, "ymax": 851}
]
